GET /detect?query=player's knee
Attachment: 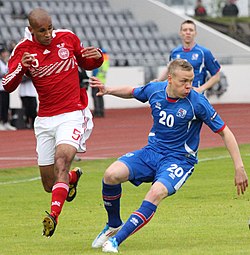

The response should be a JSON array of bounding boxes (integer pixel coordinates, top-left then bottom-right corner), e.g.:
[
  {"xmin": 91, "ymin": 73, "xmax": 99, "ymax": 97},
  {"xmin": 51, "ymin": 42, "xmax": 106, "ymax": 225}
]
[
  {"xmin": 42, "ymin": 183, "xmax": 53, "ymax": 193},
  {"xmin": 147, "ymin": 184, "xmax": 168, "ymax": 203},
  {"xmin": 104, "ymin": 169, "xmax": 122, "ymax": 184},
  {"xmin": 40, "ymin": 176, "xmax": 54, "ymax": 193}
]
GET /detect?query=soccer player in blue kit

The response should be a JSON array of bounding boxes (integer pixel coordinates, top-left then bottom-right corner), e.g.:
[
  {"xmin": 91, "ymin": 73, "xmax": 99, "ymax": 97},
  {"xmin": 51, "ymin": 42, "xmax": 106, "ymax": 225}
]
[
  {"xmin": 158, "ymin": 19, "xmax": 221, "ymax": 94},
  {"xmin": 90, "ymin": 59, "xmax": 248, "ymax": 253}
]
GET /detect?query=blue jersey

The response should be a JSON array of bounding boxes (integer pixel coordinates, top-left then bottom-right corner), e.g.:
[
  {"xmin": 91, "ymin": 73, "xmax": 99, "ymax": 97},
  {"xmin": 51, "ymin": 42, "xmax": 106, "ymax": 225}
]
[
  {"xmin": 169, "ymin": 44, "xmax": 220, "ymax": 87},
  {"xmin": 133, "ymin": 81, "xmax": 225, "ymax": 163}
]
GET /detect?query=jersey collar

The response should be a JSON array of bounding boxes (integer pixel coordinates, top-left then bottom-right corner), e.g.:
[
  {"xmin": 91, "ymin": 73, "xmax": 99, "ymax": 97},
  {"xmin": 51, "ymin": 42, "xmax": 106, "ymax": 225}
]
[
  {"xmin": 182, "ymin": 43, "xmax": 197, "ymax": 52},
  {"xmin": 24, "ymin": 27, "xmax": 56, "ymax": 42}
]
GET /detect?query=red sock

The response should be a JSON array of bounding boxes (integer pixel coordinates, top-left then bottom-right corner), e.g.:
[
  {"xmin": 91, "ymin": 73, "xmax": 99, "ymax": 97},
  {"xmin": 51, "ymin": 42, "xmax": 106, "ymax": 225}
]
[
  {"xmin": 51, "ymin": 182, "xmax": 69, "ymax": 219},
  {"xmin": 69, "ymin": 170, "xmax": 78, "ymax": 184}
]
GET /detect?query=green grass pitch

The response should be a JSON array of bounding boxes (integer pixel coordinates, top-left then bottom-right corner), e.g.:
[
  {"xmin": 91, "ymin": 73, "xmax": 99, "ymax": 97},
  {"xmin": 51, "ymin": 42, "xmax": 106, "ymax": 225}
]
[{"xmin": 0, "ymin": 145, "xmax": 249, "ymax": 255}]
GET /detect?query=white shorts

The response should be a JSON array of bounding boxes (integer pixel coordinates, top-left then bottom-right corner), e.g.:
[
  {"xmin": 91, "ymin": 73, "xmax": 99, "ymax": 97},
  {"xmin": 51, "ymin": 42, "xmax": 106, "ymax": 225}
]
[{"xmin": 34, "ymin": 108, "xmax": 93, "ymax": 166}]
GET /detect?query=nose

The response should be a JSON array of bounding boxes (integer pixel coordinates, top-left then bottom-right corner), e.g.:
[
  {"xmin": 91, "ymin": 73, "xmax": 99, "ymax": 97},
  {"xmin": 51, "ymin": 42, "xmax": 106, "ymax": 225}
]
[
  {"xmin": 44, "ymin": 30, "xmax": 51, "ymax": 37},
  {"xmin": 185, "ymin": 81, "xmax": 192, "ymax": 88}
]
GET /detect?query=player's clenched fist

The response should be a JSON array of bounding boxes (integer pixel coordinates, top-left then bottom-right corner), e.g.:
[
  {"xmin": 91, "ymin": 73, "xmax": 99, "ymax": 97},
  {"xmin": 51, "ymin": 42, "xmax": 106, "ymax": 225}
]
[
  {"xmin": 22, "ymin": 52, "xmax": 35, "ymax": 67},
  {"xmin": 81, "ymin": 46, "xmax": 102, "ymax": 59}
]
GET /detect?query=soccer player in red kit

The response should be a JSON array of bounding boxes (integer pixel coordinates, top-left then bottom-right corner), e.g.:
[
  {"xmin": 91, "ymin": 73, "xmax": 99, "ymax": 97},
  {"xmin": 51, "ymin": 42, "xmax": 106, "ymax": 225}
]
[{"xmin": 2, "ymin": 8, "xmax": 103, "ymax": 237}]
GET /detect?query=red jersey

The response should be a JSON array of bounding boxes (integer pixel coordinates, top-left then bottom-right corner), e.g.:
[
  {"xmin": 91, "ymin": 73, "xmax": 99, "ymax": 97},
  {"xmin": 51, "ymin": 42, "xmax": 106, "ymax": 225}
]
[{"xmin": 3, "ymin": 29, "xmax": 103, "ymax": 117}]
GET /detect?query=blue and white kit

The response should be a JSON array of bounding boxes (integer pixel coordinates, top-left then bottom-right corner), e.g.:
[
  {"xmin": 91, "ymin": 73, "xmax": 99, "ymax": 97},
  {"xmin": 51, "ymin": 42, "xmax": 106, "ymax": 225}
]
[
  {"xmin": 119, "ymin": 81, "xmax": 225, "ymax": 195},
  {"xmin": 169, "ymin": 43, "xmax": 221, "ymax": 87}
]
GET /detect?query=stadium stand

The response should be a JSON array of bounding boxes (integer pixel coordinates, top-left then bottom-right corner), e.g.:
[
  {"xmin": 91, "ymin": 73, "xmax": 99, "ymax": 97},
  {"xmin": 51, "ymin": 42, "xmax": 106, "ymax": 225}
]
[{"xmin": 0, "ymin": 0, "xmax": 181, "ymax": 66}]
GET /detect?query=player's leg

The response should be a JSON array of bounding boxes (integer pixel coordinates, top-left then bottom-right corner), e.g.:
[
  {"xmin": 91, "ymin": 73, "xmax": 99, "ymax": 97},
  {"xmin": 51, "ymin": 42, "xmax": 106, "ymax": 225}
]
[
  {"xmin": 54, "ymin": 108, "xmax": 92, "ymax": 204},
  {"xmin": 42, "ymin": 143, "xmax": 80, "ymax": 238},
  {"xmin": 39, "ymin": 165, "xmax": 55, "ymax": 192},
  {"xmin": 102, "ymin": 182, "xmax": 167, "ymax": 253},
  {"xmin": 103, "ymin": 154, "xmax": 195, "ymax": 252},
  {"xmin": 92, "ymin": 161, "xmax": 129, "ymax": 248},
  {"xmin": 93, "ymin": 147, "xmax": 156, "ymax": 250},
  {"xmin": 39, "ymin": 110, "xmax": 88, "ymax": 237}
]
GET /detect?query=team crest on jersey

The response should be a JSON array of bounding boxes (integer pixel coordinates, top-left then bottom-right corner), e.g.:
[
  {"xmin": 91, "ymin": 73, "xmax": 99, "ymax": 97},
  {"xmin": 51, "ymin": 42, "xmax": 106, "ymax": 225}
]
[
  {"xmin": 58, "ymin": 47, "xmax": 69, "ymax": 60},
  {"xmin": 176, "ymin": 108, "xmax": 187, "ymax": 118},
  {"xmin": 191, "ymin": 53, "xmax": 199, "ymax": 60}
]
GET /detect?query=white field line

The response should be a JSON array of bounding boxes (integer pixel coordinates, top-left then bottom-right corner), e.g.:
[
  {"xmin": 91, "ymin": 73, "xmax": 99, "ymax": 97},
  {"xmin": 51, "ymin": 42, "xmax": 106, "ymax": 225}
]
[
  {"xmin": 0, "ymin": 176, "xmax": 41, "ymax": 185},
  {"xmin": 0, "ymin": 156, "xmax": 108, "ymax": 161},
  {"xmin": 0, "ymin": 157, "xmax": 37, "ymax": 160},
  {"xmin": 0, "ymin": 154, "xmax": 249, "ymax": 185}
]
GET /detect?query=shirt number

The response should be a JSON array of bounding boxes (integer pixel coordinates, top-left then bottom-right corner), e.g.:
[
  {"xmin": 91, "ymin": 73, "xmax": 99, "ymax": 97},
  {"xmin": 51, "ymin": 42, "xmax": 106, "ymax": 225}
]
[
  {"xmin": 166, "ymin": 164, "xmax": 184, "ymax": 180},
  {"xmin": 72, "ymin": 128, "xmax": 81, "ymax": 141},
  {"xmin": 159, "ymin": 111, "xmax": 174, "ymax": 127}
]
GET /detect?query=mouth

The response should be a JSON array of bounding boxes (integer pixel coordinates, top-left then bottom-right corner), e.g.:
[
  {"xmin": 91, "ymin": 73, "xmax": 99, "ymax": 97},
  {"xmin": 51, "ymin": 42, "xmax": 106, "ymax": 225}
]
[{"xmin": 44, "ymin": 38, "xmax": 52, "ymax": 44}]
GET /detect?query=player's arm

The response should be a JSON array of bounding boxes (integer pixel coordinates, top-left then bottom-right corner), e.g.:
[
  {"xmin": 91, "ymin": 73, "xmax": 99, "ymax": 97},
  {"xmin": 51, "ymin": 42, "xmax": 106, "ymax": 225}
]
[
  {"xmin": 194, "ymin": 71, "xmax": 220, "ymax": 94},
  {"xmin": 218, "ymin": 125, "xmax": 248, "ymax": 195},
  {"xmin": 195, "ymin": 49, "xmax": 221, "ymax": 93},
  {"xmin": 157, "ymin": 66, "xmax": 168, "ymax": 81},
  {"xmin": 89, "ymin": 76, "xmax": 134, "ymax": 98},
  {"xmin": 3, "ymin": 52, "xmax": 33, "ymax": 93},
  {"xmin": 78, "ymin": 46, "xmax": 104, "ymax": 70},
  {"xmin": 72, "ymin": 34, "xmax": 103, "ymax": 70}
]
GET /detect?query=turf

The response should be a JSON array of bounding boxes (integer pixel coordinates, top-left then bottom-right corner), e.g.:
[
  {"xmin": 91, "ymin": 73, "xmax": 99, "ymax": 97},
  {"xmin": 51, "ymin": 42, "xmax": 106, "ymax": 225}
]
[{"xmin": 0, "ymin": 145, "xmax": 249, "ymax": 255}]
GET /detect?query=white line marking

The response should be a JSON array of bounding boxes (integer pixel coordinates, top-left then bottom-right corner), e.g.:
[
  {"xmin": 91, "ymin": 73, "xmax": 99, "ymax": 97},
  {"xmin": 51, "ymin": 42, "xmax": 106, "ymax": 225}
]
[
  {"xmin": 0, "ymin": 157, "xmax": 37, "ymax": 160},
  {"xmin": 0, "ymin": 156, "xmax": 108, "ymax": 161},
  {"xmin": 0, "ymin": 176, "xmax": 41, "ymax": 185},
  {"xmin": 199, "ymin": 153, "xmax": 249, "ymax": 162},
  {"xmin": 0, "ymin": 154, "xmax": 248, "ymax": 185}
]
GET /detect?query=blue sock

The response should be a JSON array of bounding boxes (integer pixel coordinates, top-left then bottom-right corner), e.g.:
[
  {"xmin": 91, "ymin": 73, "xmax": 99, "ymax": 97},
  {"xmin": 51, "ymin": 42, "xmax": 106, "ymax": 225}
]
[
  {"xmin": 114, "ymin": 200, "xmax": 157, "ymax": 245},
  {"xmin": 102, "ymin": 180, "xmax": 123, "ymax": 228}
]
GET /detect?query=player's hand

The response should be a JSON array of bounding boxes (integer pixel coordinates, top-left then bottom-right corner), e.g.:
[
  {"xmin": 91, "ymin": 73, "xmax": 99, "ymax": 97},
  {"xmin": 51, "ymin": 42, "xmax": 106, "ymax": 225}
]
[
  {"xmin": 81, "ymin": 47, "xmax": 102, "ymax": 59},
  {"xmin": 235, "ymin": 166, "xmax": 248, "ymax": 195},
  {"xmin": 22, "ymin": 52, "xmax": 35, "ymax": 67},
  {"xmin": 89, "ymin": 76, "xmax": 106, "ymax": 96}
]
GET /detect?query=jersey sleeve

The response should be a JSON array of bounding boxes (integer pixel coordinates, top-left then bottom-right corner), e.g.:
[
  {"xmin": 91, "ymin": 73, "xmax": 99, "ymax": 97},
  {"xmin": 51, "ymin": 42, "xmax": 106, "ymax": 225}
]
[
  {"xmin": 204, "ymin": 48, "xmax": 221, "ymax": 76},
  {"xmin": 2, "ymin": 44, "xmax": 28, "ymax": 93},
  {"xmin": 132, "ymin": 82, "xmax": 154, "ymax": 103},
  {"xmin": 72, "ymin": 33, "xmax": 104, "ymax": 70},
  {"xmin": 195, "ymin": 94, "xmax": 225, "ymax": 133}
]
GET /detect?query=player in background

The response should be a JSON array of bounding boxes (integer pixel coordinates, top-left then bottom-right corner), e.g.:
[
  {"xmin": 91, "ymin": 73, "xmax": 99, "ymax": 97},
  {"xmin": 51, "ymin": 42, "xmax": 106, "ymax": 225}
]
[
  {"xmin": 158, "ymin": 19, "xmax": 221, "ymax": 94},
  {"xmin": 2, "ymin": 8, "xmax": 103, "ymax": 237},
  {"xmin": 90, "ymin": 59, "xmax": 248, "ymax": 253}
]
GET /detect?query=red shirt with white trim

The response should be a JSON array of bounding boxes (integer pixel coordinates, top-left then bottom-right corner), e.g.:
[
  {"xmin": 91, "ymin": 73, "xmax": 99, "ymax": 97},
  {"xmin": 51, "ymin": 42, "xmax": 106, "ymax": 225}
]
[{"xmin": 3, "ymin": 29, "xmax": 103, "ymax": 117}]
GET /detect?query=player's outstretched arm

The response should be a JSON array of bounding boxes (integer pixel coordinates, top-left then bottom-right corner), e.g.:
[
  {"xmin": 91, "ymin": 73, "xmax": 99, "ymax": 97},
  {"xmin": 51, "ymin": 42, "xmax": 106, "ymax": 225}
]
[
  {"xmin": 194, "ymin": 72, "xmax": 221, "ymax": 94},
  {"xmin": 89, "ymin": 77, "xmax": 134, "ymax": 99},
  {"xmin": 218, "ymin": 125, "xmax": 248, "ymax": 195}
]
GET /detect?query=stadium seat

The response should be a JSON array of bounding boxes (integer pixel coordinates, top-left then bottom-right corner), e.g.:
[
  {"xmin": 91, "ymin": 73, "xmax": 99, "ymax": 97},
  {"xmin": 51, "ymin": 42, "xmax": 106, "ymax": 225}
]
[
  {"xmin": 0, "ymin": 1, "xmax": 13, "ymax": 14},
  {"xmin": 93, "ymin": 27, "xmax": 106, "ymax": 40},
  {"xmin": 83, "ymin": 27, "xmax": 96, "ymax": 40},
  {"xmin": 0, "ymin": 0, "xmax": 179, "ymax": 67},
  {"xmin": 112, "ymin": 26, "xmax": 124, "ymax": 40},
  {"xmin": 103, "ymin": 26, "xmax": 116, "ymax": 40},
  {"xmin": 128, "ymin": 40, "xmax": 141, "ymax": 53}
]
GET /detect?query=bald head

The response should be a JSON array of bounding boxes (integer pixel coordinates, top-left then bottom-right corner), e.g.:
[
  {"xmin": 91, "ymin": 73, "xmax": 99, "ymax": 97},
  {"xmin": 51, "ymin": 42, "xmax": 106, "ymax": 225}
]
[
  {"xmin": 28, "ymin": 8, "xmax": 53, "ymax": 45},
  {"xmin": 28, "ymin": 8, "xmax": 51, "ymax": 28}
]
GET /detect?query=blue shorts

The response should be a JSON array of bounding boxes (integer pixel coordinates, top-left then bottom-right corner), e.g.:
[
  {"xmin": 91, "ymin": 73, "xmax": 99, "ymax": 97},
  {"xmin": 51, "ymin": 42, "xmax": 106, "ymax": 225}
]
[{"xmin": 118, "ymin": 146, "xmax": 195, "ymax": 196}]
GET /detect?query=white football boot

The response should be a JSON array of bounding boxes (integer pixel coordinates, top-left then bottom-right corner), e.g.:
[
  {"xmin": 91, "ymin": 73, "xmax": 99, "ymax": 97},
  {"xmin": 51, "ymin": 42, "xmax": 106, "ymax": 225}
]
[
  {"xmin": 102, "ymin": 237, "xmax": 119, "ymax": 253},
  {"xmin": 92, "ymin": 223, "xmax": 122, "ymax": 248}
]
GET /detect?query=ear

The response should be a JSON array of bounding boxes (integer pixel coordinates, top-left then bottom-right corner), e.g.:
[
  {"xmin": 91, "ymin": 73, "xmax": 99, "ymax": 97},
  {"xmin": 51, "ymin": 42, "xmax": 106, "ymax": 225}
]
[
  {"xmin": 167, "ymin": 74, "xmax": 172, "ymax": 84},
  {"xmin": 28, "ymin": 26, "xmax": 34, "ymax": 35}
]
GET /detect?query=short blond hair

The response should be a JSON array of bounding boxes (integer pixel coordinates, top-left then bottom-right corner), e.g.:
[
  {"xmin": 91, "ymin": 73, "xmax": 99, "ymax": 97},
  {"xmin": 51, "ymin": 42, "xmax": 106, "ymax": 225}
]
[{"xmin": 167, "ymin": 59, "xmax": 193, "ymax": 77}]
